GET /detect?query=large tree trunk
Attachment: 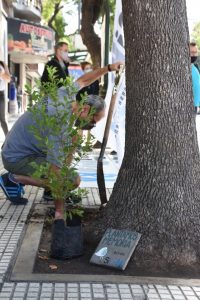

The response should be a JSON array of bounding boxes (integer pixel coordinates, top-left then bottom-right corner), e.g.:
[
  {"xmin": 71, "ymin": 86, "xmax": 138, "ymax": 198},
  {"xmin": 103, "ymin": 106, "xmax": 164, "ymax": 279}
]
[
  {"xmin": 93, "ymin": 0, "xmax": 200, "ymax": 270},
  {"xmin": 80, "ymin": 0, "xmax": 103, "ymax": 67}
]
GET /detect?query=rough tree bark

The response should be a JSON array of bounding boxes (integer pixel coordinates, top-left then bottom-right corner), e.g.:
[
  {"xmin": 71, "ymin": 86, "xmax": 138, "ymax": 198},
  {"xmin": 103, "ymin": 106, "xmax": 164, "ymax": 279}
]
[
  {"xmin": 80, "ymin": 0, "xmax": 103, "ymax": 67},
  {"xmin": 93, "ymin": 0, "xmax": 200, "ymax": 271}
]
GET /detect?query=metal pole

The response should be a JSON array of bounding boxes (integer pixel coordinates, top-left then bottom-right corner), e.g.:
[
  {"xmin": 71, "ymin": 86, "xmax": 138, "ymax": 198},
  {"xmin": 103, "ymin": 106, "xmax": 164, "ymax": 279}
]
[
  {"xmin": 77, "ymin": 0, "xmax": 81, "ymax": 34},
  {"xmin": 104, "ymin": 0, "xmax": 110, "ymax": 90},
  {"xmin": 97, "ymin": 66, "xmax": 124, "ymax": 205}
]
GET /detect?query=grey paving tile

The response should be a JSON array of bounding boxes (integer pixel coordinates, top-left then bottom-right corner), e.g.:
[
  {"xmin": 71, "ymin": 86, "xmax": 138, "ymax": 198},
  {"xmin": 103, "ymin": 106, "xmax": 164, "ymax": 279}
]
[
  {"xmin": 183, "ymin": 291, "xmax": 196, "ymax": 296},
  {"xmin": 120, "ymin": 295, "xmax": 134, "ymax": 300},
  {"xmin": 172, "ymin": 296, "xmax": 186, "ymax": 300},
  {"xmin": 93, "ymin": 294, "xmax": 105, "ymax": 299},
  {"xmin": 54, "ymin": 283, "xmax": 65, "ymax": 288},
  {"xmin": 27, "ymin": 292, "xmax": 40, "ymax": 297},
  {"xmin": 67, "ymin": 292, "xmax": 78, "ymax": 298},
  {"xmin": 53, "ymin": 292, "xmax": 65, "ymax": 296},
  {"xmin": 67, "ymin": 293, "xmax": 79, "ymax": 298},
  {"xmin": 80, "ymin": 283, "xmax": 90, "ymax": 288},
  {"xmin": 107, "ymin": 295, "xmax": 120, "ymax": 300},
  {"xmin": 80, "ymin": 287, "xmax": 90, "ymax": 292},
  {"xmin": 181, "ymin": 287, "xmax": 193, "ymax": 292},
  {"xmin": 68, "ymin": 288, "xmax": 78, "ymax": 293},
  {"xmin": 13, "ymin": 290, "xmax": 27, "ymax": 295},
  {"xmin": 0, "ymin": 292, "xmax": 13, "ymax": 297},
  {"xmin": 80, "ymin": 292, "xmax": 92, "ymax": 297}
]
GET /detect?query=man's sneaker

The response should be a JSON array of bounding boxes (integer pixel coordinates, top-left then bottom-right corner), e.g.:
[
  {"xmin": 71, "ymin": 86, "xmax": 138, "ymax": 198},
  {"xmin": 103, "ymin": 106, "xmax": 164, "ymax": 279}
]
[
  {"xmin": 43, "ymin": 189, "xmax": 53, "ymax": 201},
  {"xmin": 66, "ymin": 195, "xmax": 82, "ymax": 205},
  {"xmin": 43, "ymin": 189, "xmax": 81, "ymax": 205},
  {"xmin": 0, "ymin": 173, "xmax": 28, "ymax": 205}
]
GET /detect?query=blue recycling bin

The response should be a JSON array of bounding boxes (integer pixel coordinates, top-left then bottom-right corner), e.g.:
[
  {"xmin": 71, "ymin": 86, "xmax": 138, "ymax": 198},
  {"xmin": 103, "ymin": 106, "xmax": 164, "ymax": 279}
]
[{"xmin": 9, "ymin": 82, "xmax": 16, "ymax": 101}]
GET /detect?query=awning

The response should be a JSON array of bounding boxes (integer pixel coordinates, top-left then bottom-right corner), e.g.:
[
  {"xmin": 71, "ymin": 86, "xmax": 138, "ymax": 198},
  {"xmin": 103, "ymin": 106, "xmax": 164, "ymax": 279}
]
[
  {"xmin": 10, "ymin": 52, "xmax": 48, "ymax": 64},
  {"xmin": 8, "ymin": 17, "xmax": 55, "ymax": 64}
]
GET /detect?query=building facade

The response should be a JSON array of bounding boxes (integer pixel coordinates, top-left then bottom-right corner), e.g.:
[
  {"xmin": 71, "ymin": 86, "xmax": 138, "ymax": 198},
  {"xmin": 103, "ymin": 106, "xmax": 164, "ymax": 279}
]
[{"xmin": 0, "ymin": 0, "xmax": 55, "ymax": 112}]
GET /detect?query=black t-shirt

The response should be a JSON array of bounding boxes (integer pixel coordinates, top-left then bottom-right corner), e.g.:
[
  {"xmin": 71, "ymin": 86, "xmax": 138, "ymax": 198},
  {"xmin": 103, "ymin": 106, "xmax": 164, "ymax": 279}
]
[
  {"xmin": 76, "ymin": 80, "xmax": 99, "ymax": 101},
  {"xmin": 41, "ymin": 56, "xmax": 69, "ymax": 87}
]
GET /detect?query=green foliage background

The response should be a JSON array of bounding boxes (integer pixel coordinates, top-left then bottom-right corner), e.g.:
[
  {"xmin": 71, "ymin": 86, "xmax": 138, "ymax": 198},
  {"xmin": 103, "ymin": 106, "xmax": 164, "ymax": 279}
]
[{"xmin": 192, "ymin": 22, "xmax": 200, "ymax": 50}]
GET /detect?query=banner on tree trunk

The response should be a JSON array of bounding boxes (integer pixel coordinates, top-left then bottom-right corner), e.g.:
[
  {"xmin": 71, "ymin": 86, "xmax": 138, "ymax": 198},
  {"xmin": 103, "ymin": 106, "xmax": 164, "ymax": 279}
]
[{"xmin": 91, "ymin": 0, "xmax": 126, "ymax": 168}]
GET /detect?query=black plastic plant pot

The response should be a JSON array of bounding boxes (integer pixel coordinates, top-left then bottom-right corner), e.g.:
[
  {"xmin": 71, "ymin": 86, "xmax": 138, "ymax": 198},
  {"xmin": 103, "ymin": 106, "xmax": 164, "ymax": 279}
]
[
  {"xmin": 64, "ymin": 224, "xmax": 84, "ymax": 258},
  {"xmin": 51, "ymin": 218, "xmax": 84, "ymax": 260},
  {"xmin": 66, "ymin": 214, "xmax": 82, "ymax": 226}
]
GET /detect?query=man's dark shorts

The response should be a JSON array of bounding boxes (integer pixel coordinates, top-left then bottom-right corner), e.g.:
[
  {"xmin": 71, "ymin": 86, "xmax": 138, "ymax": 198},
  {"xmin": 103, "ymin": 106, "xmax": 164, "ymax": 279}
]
[
  {"xmin": 2, "ymin": 155, "xmax": 46, "ymax": 176},
  {"xmin": 2, "ymin": 155, "xmax": 80, "ymax": 186}
]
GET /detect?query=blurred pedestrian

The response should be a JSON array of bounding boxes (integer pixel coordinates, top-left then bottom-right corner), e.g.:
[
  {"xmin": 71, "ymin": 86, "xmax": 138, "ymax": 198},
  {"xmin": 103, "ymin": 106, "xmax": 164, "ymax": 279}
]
[
  {"xmin": 41, "ymin": 42, "xmax": 70, "ymax": 87},
  {"xmin": 0, "ymin": 61, "xmax": 11, "ymax": 136},
  {"xmin": 17, "ymin": 85, "xmax": 23, "ymax": 114},
  {"xmin": 190, "ymin": 42, "xmax": 200, "ymax": 73},
  {"xmin": 190, "ymin": 43, "xmax": 200, "ymax": 113},
  {"xmin": 76, "ymin": 61, "xmax": 99, "ymax": 101}
]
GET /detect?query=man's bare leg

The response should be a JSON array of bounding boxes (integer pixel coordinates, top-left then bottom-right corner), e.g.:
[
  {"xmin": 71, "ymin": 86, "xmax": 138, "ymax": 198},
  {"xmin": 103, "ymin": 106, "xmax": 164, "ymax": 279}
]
[
  {"xmin": 54, "ymin": 199, "xmax": 65, "ymax": 219},
  {"xmin": 12, "ymin": 174, "xmax": 64, "ymax": 219},
  {"xmin": 13, "ymin": 175, "xmax": 45, "ymax": 187},
  {"xmin": 13, "ymin": 174, "xmax": 81, "ymax": 220}
]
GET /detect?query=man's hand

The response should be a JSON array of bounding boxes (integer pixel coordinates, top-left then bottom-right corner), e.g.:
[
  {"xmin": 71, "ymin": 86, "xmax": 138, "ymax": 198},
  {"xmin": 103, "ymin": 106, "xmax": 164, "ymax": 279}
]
[
  {"xmin": 108, "ymin": 61, "xmax": 124, "ymax": 72},
  {"xmin": 76, "ymin": 61, "xmax": 124, "ymax": 90},
  {"xmin": 0, "ymin": 64, "xmax": 11, "ymax": 82},
  {"xmin": 0, "ymin": 66, "xmax": 5, "ymax": 77}
]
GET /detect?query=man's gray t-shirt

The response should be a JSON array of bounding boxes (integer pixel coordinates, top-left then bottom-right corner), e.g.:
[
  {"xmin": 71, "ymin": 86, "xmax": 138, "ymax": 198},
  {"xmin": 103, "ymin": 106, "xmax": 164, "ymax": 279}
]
[{"xmin": 2, "ymin": 85, "xmax": 79, "ymax": 166}]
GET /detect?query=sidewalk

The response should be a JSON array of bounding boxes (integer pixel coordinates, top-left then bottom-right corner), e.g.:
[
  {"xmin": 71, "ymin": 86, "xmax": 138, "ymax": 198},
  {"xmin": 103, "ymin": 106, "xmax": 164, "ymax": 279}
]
[{"xmin": 0, "ymin": 116, "xmax": 200, "ymax": 299}]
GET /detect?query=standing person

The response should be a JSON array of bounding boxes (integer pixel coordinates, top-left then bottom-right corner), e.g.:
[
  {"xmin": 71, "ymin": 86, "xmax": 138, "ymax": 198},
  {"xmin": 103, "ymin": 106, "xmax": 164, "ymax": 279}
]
[
  {"xmin": 190, "ymin": 43, "xmax": 200, "ymax": 113},
  {"xmin": 76, "ymin": 61, "xmax": 99, "ymax": 100},
  {"xmin": 0, "ymin": 61, "xmax": 10, "ymax": 136},
  {"xmin": 41, "ymin": 42, "xmax": 70, "ymax": 86},
  {"xmin": 190, "ymin": 42, "xmax": 200, "ymax": 73},
  {"xmin": 17, "ymin": 85, "xmax": 23, "ymax": 114}
]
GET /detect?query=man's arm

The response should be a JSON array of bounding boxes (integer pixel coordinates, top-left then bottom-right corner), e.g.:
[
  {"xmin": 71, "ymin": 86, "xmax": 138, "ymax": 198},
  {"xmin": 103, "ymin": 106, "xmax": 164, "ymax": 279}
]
[
  {"xmin": 0, "ymin": 63, "xmax": 11, "ymax": 82},
  {"xmin": 76, "ymin": 61, "xmax": 123, "ymax": 90},
  {"xmin": 65, "ymin": 131, "xmax": 82, "ymax": 166}
]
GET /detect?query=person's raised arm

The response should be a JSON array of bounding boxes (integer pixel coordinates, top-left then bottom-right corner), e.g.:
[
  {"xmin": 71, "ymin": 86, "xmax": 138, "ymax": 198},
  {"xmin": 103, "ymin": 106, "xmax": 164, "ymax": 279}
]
[
  {"xmin": 76, "ymin": 61, "xmax": 124, "ymax": 90},
  {"xmin": 0, "ymin": 63, "xmax": 11, "ymax": 82}
]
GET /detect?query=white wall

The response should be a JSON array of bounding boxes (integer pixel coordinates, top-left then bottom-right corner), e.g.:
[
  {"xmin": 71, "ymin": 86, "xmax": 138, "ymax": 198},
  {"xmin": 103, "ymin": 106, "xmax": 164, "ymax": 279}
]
[
  {"xmin": 0, "ymin": 5, "xmax": 9, "ymax": 115},
  {"xmin": 0, "ymin": 6, "xmax": 8, "ymax": 62}
]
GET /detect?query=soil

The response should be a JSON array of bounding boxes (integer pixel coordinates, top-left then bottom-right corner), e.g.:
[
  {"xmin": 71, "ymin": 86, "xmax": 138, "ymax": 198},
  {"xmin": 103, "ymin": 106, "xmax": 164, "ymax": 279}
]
[{"xmin": 34, "ymin": 208, "xmax": 200, "ymax": 278}]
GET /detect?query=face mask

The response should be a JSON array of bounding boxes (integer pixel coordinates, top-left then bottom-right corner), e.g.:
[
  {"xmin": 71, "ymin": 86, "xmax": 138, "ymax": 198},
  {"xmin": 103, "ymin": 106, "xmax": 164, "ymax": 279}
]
[
  {"xmin": 84, "ymin": 68, "xmax": 92, "ymax": 74},
  {"xmin": 191, "ymin": 56, "xmax": 198, "ymax": 63},
  {"xmin": 60, "ymin": 51, "xmax": 69, "ymax": 62},
  {"xmin": 75, "ymin": 118, "xmax": 96, "ymax": 130}
]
